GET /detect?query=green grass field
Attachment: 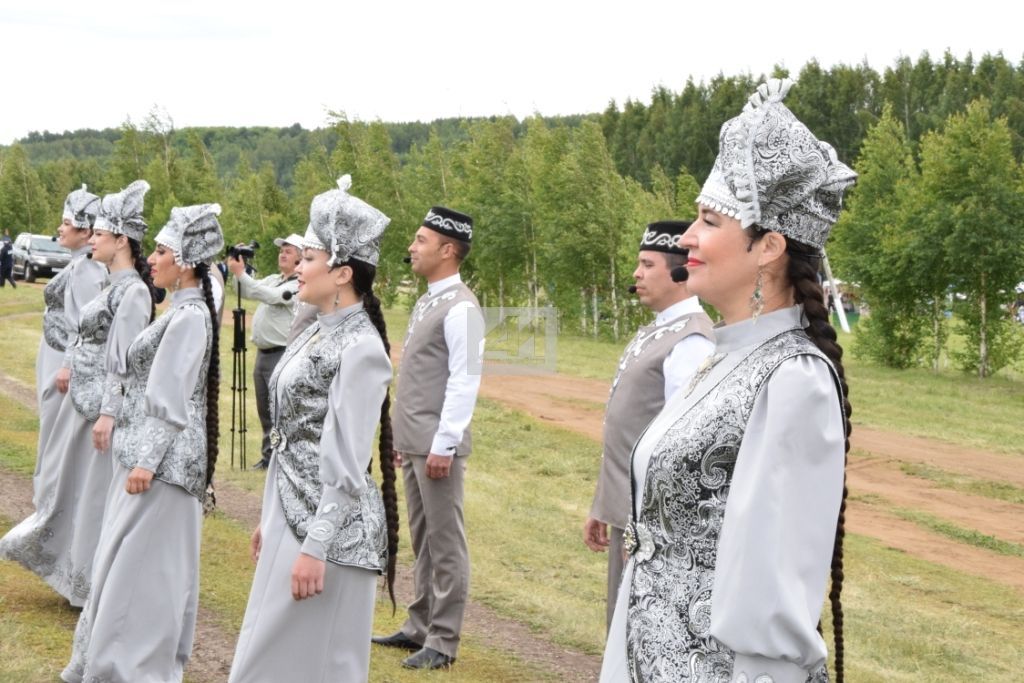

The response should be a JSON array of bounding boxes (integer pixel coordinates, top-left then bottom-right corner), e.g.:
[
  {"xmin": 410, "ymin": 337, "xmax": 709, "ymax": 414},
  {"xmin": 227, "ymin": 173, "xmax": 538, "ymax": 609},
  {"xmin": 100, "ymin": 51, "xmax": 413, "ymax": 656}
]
[{"xmin": 1, "ymin": 286, "xmax": 1023, "ymax": 681}]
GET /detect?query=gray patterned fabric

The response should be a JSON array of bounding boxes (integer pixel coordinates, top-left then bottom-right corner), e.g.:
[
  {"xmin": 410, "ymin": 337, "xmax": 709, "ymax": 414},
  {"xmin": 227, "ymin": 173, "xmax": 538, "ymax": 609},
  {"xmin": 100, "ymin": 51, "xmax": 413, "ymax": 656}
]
[
  {"xmin": 62, "ymin": 185, "xmax": 101, "ymax": 229},
  {"xmin": 267, "ymin": 307, "xmax": 389, "ymax": 572},
  {"xmin": 696, "ymin": 79, "xmax": 857, "ymax": 251},
  {"xmin": 624, "ymin": 330, "xmax": 836, "ymax": 683},
  {"xmin": 69, "ymin": 270, "xmax": 145, "ymax": 422},
  {"xmin": 42, "ymin": 266, "xmax": 74, "ymax": 352},
  {"xmin": 154, "ymin": 203, "xmax": 225, "ymax": 268},
  {"xmin": 303, "ymin": 175, "xmax": 390, "ymax": 267},
  {"xmin": 94, "ymin": 180, "xmax": 150, "ymax": 242},
  {"xmin": 113, "ymin": 290, "xmax": 212, "ymax": 500}
]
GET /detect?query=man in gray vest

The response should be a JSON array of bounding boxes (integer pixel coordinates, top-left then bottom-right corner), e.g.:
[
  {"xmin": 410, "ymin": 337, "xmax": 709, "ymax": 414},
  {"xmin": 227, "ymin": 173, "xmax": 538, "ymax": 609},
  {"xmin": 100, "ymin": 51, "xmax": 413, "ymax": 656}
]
[
  {"xmin": 373, "ymin": 206, "xmax": 483, "ymax": 670},
  {"xmin": 583, "ymin": 220, "xmax": 715, "ymax": 629}
]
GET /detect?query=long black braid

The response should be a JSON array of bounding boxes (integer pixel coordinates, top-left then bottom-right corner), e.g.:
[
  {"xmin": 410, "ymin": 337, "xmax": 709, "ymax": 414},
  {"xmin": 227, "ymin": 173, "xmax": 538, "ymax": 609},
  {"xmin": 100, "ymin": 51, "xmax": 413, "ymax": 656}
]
[
  {"xmin": 346, "ymin": 258, "xmax": 399, "ymax": 611},
  {"xmin": 195, "ymin": 263, "xmax": 221, "ymax": 511},
  {"xmin": 128, "ymin": 238, "xmax": 156, "ymax": 323}
]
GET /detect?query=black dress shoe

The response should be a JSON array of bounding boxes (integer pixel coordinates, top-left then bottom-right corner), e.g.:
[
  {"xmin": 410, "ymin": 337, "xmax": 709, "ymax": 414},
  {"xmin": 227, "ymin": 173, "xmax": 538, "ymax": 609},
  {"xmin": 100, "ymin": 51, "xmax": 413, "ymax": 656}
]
[
  {"xmin": 371, "ymin": 631, "xmax": 421, "ymax": 650},
  {"xmin": 250, "ymin": 460, "xmax": 269, "ymax": 471},
  {"xmin": 402, "ymin": 647, "xmax": 455, "ymax": 670}
]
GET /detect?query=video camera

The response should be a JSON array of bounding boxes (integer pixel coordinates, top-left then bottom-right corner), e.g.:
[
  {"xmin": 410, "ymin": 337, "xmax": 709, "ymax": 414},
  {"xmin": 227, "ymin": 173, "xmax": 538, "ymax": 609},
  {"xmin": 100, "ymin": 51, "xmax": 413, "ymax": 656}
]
[{"xmin": 227, "ymin": 240, "xmax": 260, "ymax": 262}]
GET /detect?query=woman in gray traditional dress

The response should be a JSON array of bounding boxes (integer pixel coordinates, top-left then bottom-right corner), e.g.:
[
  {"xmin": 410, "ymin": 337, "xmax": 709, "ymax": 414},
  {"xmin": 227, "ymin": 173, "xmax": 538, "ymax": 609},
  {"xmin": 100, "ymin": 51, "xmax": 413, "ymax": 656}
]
[
  {"xmin": 229, "ymin": 175, "xmax": 399, "ymax": 683},
  {"xmin": 31, "ymin": 186, "xmax": 107, "ymax": 489},
  {"xmin": 0, "ymin": 181, "xmax": 152, "ymax": 606},
  {"xmin": 62, "ymin": 203, "xmax": 223, "ymax": 683},
  {"xmin": 600, "ymin": 80, "xmax": 855, "ymax": 683}
]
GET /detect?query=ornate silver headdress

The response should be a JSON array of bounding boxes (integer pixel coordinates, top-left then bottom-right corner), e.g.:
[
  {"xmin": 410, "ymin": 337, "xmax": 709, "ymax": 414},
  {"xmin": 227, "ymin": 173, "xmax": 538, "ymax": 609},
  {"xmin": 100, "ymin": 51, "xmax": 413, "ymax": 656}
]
[
  {"xmin": 154, "ymin": 203, "xmax": 225, "ymax": 268},
  {"xmin": 94, "ymin": 180, "xmax": 150, "ymax": 242},
  {"xmin": 62, "ymin": 185, "xmax": 101, "ymax": 229},
  {"xmin": 696, "ymin": 79, "xmax": 857, "ymax": 251},
  {"xmin": 303, "ymin": 175, "xmax": 390, "ymax": 267}
]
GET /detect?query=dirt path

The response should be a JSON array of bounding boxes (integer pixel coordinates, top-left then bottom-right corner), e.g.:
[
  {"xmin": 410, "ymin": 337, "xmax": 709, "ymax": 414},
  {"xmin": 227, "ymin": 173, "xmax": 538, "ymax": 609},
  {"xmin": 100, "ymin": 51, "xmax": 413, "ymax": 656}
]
[
  {"xmin": 477, "ymin": 371, "xmax": 1024, "ymax": 594},
  {"xmin": 0, "ymin": 371, "xmax": 602, "ymax": 682}
]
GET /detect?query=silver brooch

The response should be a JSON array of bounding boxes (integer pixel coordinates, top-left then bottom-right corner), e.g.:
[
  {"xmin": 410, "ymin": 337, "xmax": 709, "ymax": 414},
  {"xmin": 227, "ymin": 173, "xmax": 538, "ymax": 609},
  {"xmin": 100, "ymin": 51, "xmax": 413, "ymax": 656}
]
[{"xmin": 623, "ymin": 519, "xmax": 656, "ymax": 563}]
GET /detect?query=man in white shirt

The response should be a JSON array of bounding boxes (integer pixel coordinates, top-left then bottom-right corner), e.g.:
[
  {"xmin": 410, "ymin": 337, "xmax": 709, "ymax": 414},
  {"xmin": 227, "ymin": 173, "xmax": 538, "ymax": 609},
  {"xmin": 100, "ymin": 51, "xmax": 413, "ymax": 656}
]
[
  {"xmin": 583, "ymin": 221, "xmax": 715, "ymax": 629},
  {"xmin": 373, "ymin": 207, "xmax": 483, "ymax": 671},
  {"xmin": 226, "ymin": 234, "xmax": 301, "ymax": 470}
]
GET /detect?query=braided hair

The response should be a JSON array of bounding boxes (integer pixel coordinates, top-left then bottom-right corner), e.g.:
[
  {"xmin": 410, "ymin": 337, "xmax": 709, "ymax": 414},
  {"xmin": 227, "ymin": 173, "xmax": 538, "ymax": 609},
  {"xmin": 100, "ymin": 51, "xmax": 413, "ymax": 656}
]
[
  {"xmin": 128, "ymin": 238, "xmax": 157, "ymax": 323},
  {"xmin": 785, "ymin": 242, "xmax": 851, "ymax": 682},
  {"xmin": 747, "ymin": 227, "xmax": 851, "ymax": 680},
  {"xmin": 195, "ymin": 263, "xmax": 221, "ymax": 511},
  {"xmin": 345, "ymin": 258, "xmax": 399, "ymax": 610}
]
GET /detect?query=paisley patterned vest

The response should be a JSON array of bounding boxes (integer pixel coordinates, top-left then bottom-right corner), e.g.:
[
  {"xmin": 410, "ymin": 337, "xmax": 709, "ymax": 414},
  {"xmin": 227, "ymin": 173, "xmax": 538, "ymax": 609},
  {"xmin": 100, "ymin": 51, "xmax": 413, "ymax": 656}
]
[
  {"xmin": 42, "ymin": 260, "xmax": 75, "ymax": 352},
  {"xmin": 69, "ymin": 271, "xmax": 144, "ymax": 422},
  {"xmin": 269, "ymin": 309, "xmax": 388, "ymax": 573},
  {"xmin": 625, "ymin": 329, "xmax": 838, "ymax": 683},
  {"xmin": 113, "ymin": 298, "xmax": 212, "ymax": 500},
  {"xmin": 593, "ymin": 310, "xmax": 714, "ymax": 529}
]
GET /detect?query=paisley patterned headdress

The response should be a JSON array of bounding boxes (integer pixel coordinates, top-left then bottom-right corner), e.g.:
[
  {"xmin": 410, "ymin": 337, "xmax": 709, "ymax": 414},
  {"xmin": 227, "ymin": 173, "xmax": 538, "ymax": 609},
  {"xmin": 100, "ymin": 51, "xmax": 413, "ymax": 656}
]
[
  {"xmin": 62, "ymin": 185, "xmax": 101, "ymax": 229},
  {"xmin": 94, "ymin": 180, "xmax": 150, "ymax": 242},
  {"xmin": 303, "ymin": 175, "xmax": 390, "ymax": 267},
  {"xmin": 696, "ymin": 79, "xmax": 857, "ymax": 251},
  {"xmin": 639, "ymin": 221, "xmax": 690, "ymax": 254},
  {"xmin": 154, "ymin": 203, "xmax": 225, "ymax": 268}
]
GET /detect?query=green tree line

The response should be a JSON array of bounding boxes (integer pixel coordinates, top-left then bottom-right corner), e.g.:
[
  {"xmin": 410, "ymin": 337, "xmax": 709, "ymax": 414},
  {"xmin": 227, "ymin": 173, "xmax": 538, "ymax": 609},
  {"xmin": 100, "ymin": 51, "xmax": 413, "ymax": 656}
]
[{"xmin": 1, "ymin": 51, "xmax": 1023, "ymax": 375}]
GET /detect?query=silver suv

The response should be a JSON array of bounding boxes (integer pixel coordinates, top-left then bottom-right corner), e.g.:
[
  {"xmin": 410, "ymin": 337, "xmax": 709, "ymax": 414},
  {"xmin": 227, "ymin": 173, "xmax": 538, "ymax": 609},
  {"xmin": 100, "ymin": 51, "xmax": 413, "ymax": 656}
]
[{"xmin": 12, "ymin": 232, "xmax": 72, "ymax": 282}]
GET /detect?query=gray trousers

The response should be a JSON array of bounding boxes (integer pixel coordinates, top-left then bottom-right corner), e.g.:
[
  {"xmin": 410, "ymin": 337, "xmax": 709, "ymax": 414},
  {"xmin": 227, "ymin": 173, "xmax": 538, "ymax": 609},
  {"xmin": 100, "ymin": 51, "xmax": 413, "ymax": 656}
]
[
  {"xmin": 400, "ymin": 454, "xmax": 469, "ymax": 658},
  {"xmin": 254, "ymin": 348, "xmax": 285, "ymax": 465},
  {"xmin": 606, "ymin": 525, "xmax": 625, "ymax": 631}
]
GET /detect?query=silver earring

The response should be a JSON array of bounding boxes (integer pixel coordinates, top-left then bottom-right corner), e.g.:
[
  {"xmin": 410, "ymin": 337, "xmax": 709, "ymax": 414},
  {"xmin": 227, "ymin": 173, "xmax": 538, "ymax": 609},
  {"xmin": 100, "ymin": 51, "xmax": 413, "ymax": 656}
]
[{"xmin": 750, "ymin": 268, "xmax": 765, "ymax": 321}]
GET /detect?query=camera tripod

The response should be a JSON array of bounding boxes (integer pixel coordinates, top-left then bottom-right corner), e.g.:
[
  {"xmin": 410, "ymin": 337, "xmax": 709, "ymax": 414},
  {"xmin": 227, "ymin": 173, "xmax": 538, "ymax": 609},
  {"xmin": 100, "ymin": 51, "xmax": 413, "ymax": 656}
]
[{"xmin": 229, "ymin": 277, "xmax": 249, "ymax": 469}]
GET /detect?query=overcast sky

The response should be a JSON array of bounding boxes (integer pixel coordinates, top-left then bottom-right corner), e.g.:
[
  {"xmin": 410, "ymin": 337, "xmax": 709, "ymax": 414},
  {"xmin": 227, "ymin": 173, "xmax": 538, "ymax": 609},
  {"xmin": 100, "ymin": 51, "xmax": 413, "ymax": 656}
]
[{"xmin": 1, "ymin": 0, "xmax": 1020, "ymax": 144}]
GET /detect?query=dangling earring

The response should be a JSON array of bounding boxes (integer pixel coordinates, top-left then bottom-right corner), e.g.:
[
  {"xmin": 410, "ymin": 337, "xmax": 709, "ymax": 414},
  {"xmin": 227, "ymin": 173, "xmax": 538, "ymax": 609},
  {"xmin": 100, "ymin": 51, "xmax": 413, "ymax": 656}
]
[
  {"xmin": 750, "ymin": 268, "xmax": 765, "ymax": 321},
  {"xmin": 333, "ymin": 287, "xmax": 340, "ymax": 311}
]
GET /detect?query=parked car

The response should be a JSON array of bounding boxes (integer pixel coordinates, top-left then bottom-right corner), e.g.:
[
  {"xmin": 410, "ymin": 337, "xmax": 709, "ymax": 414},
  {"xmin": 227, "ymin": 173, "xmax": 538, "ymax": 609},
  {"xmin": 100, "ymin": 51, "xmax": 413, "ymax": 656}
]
[{"xmin": 12, "ymin": 232, "xmax": 72, "ymax": 282}]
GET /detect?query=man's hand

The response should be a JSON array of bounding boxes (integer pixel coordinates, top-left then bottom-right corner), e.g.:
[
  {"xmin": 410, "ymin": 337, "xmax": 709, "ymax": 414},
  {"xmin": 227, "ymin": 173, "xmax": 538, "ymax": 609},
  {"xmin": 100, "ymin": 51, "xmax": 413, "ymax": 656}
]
[
  {"xmin": 291, "ymin": 553, "xmax": 326, "ymax": 600},
  {"xmin": 55, "ymin": 366, "xmax": 71, "ymax": 393},
  {"xmin": 583, "ymin": 517, "xmax": 610, "ymax": 552},
  {"xmin": 392, "ymin": 450, "xmax": 403, "ymax": 468},
  {"xmin": 226, "ymin": 252, "xmax": 246, "ymax": 277},
  {"xmin": 126, "ymin": 467, "xmax": 155, "ymax": 494},
  {"xmin": 425, "ymin": 453, "xmax": 452, "ymax": 479}
]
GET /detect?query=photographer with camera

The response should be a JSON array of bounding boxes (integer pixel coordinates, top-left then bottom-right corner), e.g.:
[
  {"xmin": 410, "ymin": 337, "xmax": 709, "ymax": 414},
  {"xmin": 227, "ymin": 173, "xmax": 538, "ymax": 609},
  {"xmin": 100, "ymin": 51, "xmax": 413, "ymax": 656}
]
[{"xmin": 226, "ymin": 234, "xmax": 302, "ymax": 470}]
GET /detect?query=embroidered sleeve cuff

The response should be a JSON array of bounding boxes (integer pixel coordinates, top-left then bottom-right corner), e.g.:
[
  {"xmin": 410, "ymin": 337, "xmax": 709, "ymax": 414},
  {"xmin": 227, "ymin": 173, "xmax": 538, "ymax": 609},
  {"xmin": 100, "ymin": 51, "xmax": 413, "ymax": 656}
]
[
  {"xmin": 100, "ymin": 374, "xmax": 125, "ymax": 417},
  {"xmin": 134, "ymin": 415, "xmax": 184, "ymax": 472},
  {"xmin": 730, "ymin": 655, "xmax": 810, "ymax": 683},
  {"xmin": 300, "ymin": 489, "xmax": 359, "ymax": 561}
]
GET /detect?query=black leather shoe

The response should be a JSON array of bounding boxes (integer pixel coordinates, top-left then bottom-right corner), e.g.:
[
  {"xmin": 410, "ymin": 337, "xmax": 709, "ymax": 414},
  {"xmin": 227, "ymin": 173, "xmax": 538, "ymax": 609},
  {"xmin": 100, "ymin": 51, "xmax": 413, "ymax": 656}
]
[
  {"xmin": 250, "ymin": 460, "xmax": 269, "ymax": 471},
  {"xmin": 402, "ymin": 647, "xmax": 455, "ymax": 670},
  {"xmin": 371, "ymin": 632, "xmax": 421, "ymax": 650}
]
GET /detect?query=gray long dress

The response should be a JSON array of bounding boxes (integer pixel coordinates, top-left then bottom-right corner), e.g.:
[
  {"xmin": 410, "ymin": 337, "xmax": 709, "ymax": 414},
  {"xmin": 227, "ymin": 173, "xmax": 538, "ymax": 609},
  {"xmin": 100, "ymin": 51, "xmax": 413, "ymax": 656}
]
[
  {"xmin": 33, "ymin": 245, "xmax": 106, "ymax": 498},
  {"xmin": 229, "ymin": 303, "xmax": 393, "ymax": 683},
  {"xmin": 600, "ymin": 306, "xmax": 845, "ymax": 683},
  {"xmin": 0, "ymin": 270, "xmax": 150, "ymax": 604},
  {"xmin": 62, "ymin": 287, "xmax": 212, "ymax": 683}
]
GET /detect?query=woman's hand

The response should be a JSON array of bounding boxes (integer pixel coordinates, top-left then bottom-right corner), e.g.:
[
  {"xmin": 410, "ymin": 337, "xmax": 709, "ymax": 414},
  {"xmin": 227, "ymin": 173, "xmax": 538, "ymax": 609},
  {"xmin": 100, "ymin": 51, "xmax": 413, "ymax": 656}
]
[
  {"xmin": 55, "ymin": 367, "xmax": 71, "ymax": 393},
  {"xmin": 250, "ymin": 526, "xmax": 262, "ymax": 564},
  {"xmin": 92, "ymin": 415, "xmax": 115, "ymax": 451},
  {"xmin": 291, "ymin": 553, "xmax": 326, "ymax": 600},
  {"xmin": 125, "ymin": 467, "xmax": 155, "ymax": 494}
]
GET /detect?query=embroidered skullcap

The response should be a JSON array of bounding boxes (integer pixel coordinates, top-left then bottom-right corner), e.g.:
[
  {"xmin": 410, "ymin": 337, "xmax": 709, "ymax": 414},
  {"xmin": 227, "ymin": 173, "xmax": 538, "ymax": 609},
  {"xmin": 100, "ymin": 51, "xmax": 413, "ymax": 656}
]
[
  {"xmin": 639, "ymin": 221, "xmax": 690, "ymax": 254},
  {"xmin": 303, "ymin": 175, "xmax": 390, "ymax": 267},
  {"xmin": 154, "ymin": 203, "xmax": 225, "ymax": 268},
  {"xmin": 422, "ymin": 206, "xmax": 473, "ymax": 243},
  {"xmin": 94, "ymin": 180, "xmax": 150, "ymax": 242},
  {"xmin": 696, "ymin": 79, "xmax": 857, "ymax": 251},
  {"xmin": 62, "ymin": 185, "xmax": 101, "ymax": 229}
]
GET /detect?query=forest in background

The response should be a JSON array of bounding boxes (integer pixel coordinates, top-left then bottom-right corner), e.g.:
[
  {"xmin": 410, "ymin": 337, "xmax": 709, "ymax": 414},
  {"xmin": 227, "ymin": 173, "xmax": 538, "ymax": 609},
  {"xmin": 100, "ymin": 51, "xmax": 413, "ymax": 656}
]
[{"xmin": 2, "ymin": 50, "xmax": 1023, "ymax": 375}]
